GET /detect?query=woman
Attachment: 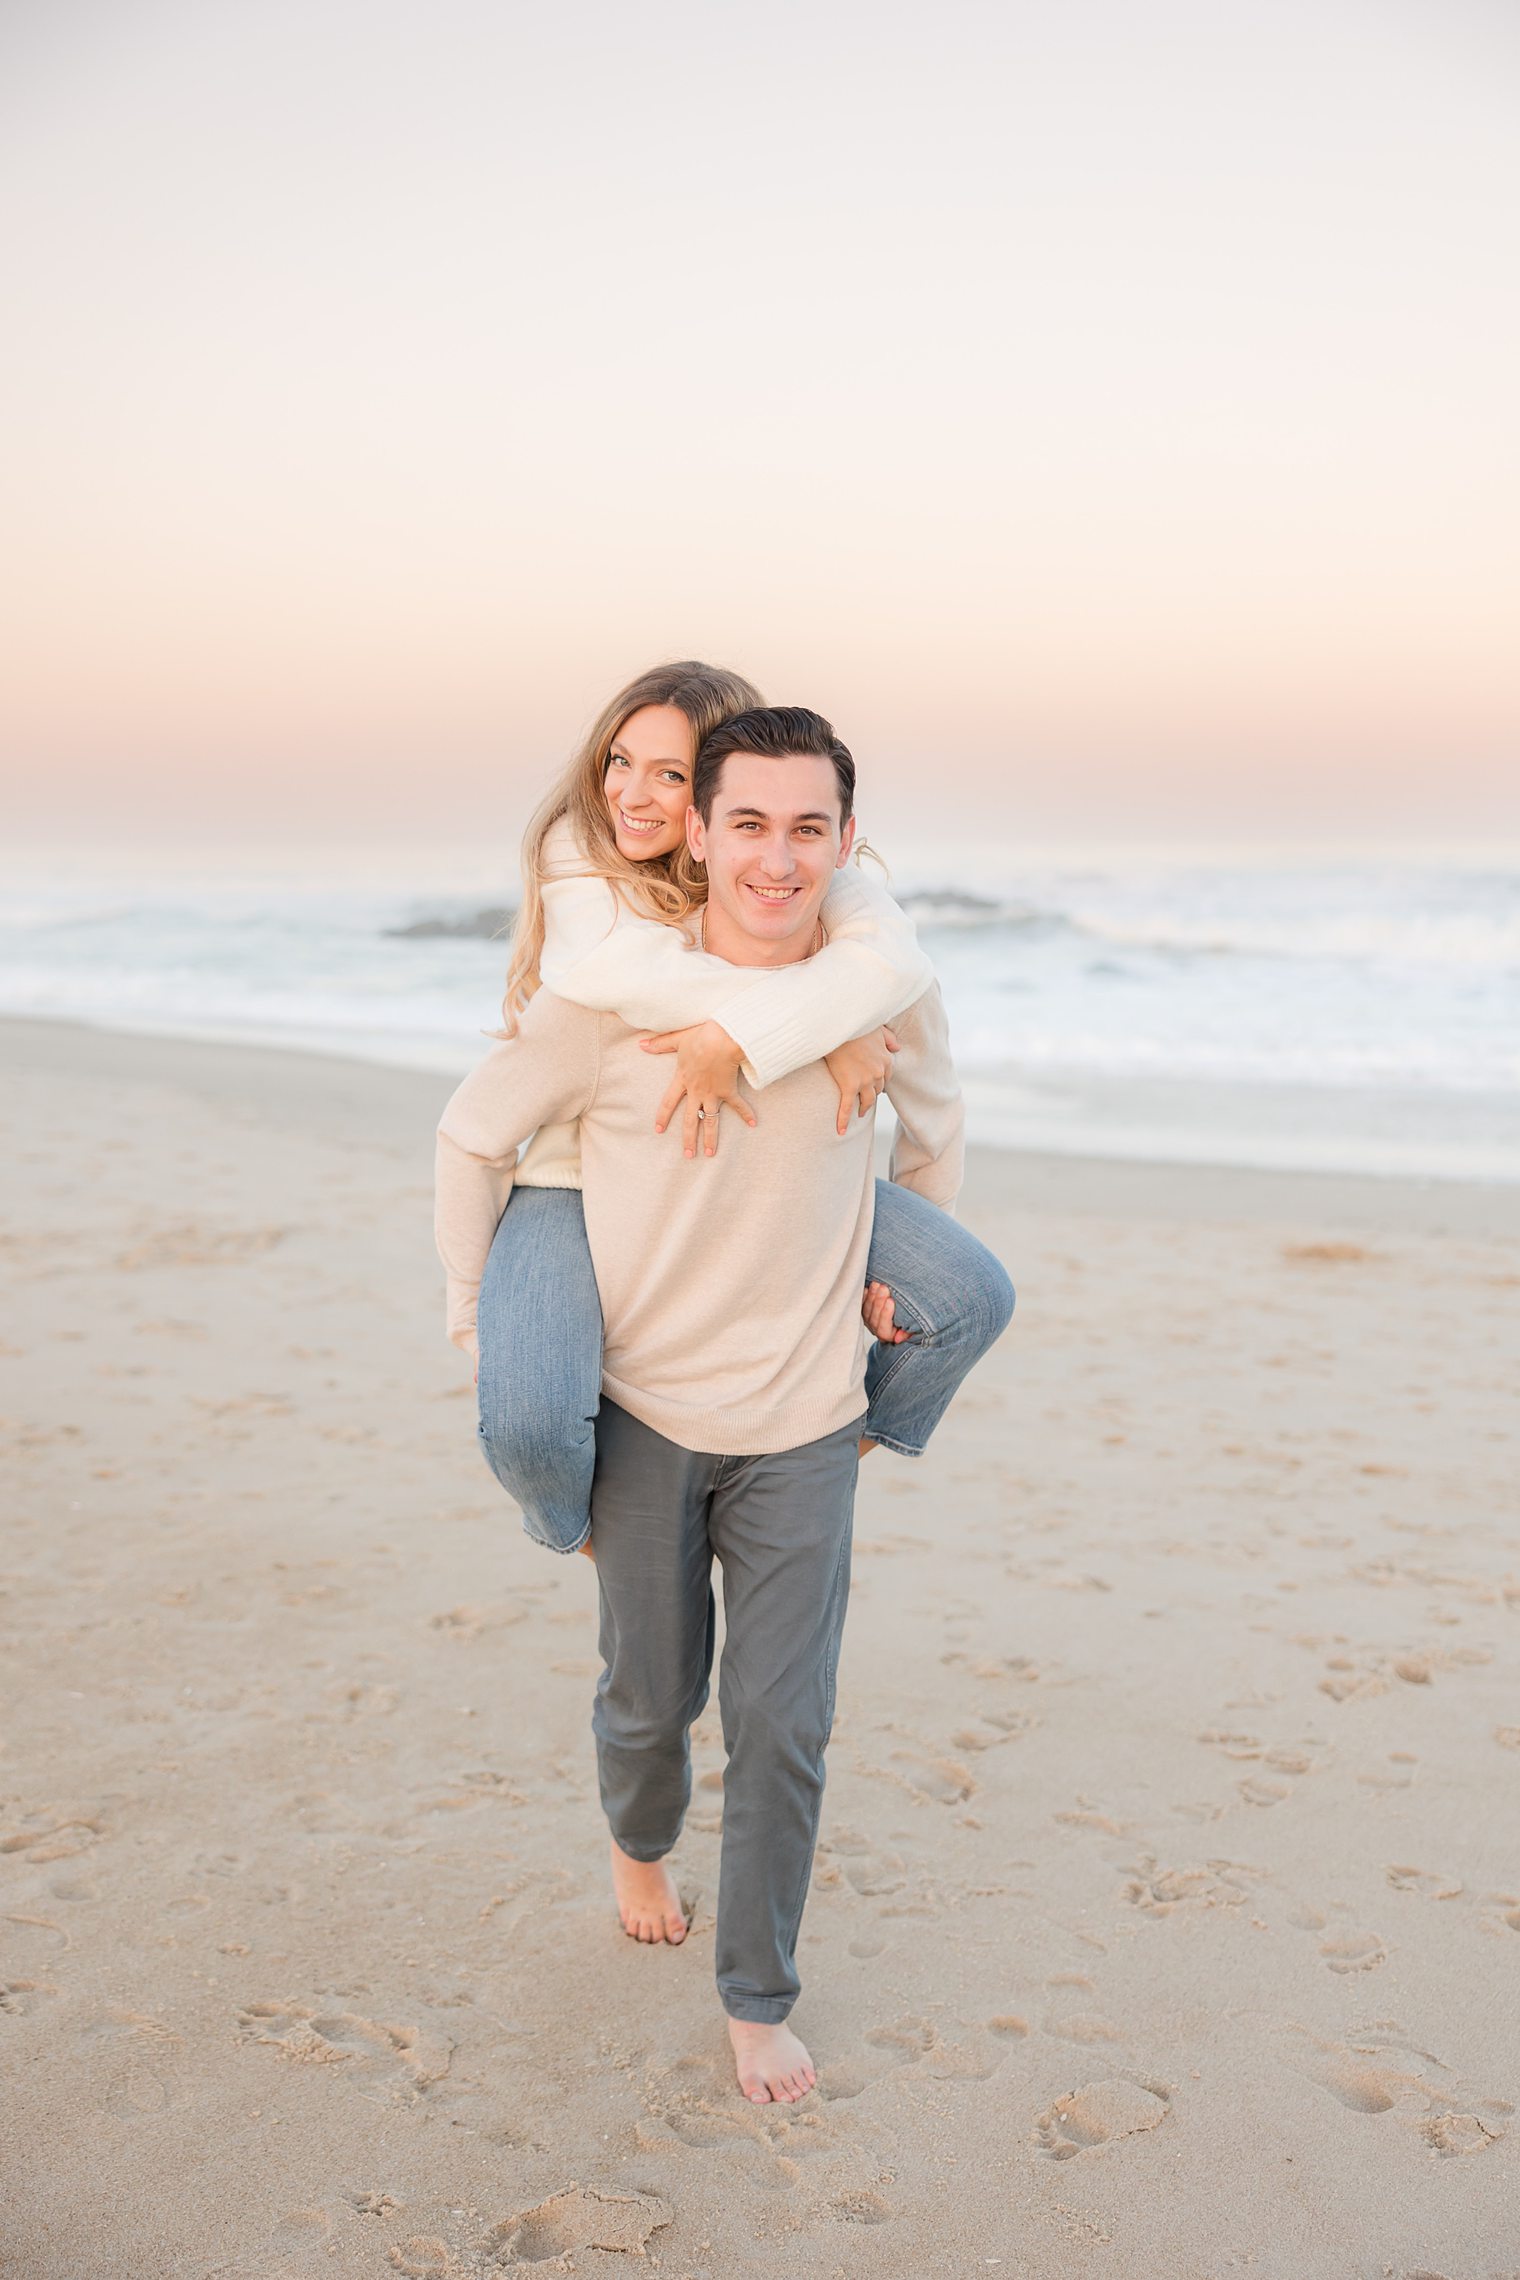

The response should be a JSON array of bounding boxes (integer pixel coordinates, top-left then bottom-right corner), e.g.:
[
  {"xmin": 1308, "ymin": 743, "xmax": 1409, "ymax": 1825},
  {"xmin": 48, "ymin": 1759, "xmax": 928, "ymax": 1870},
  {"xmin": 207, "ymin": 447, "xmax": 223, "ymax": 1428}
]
[{"xmin": 475, "ymin": 660, "xmax": 1014, "ymax": 1557}]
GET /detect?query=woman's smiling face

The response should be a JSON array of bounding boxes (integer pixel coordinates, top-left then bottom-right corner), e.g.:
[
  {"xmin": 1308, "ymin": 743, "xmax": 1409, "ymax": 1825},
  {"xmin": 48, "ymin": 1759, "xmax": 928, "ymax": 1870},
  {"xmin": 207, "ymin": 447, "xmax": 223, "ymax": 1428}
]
[{"xmin": 603, "ymin": 704, "xmax": 696, "ymax": 861}]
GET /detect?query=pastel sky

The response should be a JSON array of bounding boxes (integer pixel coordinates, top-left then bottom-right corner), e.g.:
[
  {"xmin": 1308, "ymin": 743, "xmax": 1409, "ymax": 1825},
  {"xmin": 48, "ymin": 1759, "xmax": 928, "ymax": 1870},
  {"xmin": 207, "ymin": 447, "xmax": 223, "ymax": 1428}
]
[{"xmin": 2, "ymin": 0, "xmax": 1517, "ymax": 854}]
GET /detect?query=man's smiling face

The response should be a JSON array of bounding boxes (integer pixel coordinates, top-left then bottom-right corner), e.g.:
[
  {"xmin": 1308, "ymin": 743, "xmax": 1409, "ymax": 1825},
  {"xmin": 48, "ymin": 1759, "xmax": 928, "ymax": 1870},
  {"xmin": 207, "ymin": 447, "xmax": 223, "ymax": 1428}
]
[{"xmin": 687, "ymin": 748, "xmax": 857, "ymax": 964}]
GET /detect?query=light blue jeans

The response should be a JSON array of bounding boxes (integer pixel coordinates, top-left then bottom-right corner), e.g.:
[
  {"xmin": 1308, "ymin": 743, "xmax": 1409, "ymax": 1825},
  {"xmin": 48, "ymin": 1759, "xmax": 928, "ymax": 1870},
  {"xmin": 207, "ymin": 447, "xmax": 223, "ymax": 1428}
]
[{"xmin": 476, "ymin": 1180, "xmax": 1014, "ymax": 1554}]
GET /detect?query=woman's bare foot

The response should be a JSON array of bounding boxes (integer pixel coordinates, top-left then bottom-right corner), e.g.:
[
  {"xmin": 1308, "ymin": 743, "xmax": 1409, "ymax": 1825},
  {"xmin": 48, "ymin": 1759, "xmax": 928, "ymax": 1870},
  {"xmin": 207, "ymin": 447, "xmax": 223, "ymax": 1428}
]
[
  {"xmin": 578, "ymin": 1540, "xmax": 596, "ymax": 1562},
  {"xmin": 727, "ymin": 2018, "xmax": 816, "ymax": 2103},
  {"xmin": 609, "ymin": 1839, "xmax": 687, "ymax": 1944}
]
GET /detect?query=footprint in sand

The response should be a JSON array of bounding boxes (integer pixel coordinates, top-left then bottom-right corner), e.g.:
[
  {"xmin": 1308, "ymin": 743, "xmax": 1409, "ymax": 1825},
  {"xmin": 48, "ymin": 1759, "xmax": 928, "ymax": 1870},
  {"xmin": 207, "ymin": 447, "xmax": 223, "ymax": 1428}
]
[
  {"xmin": 1320, "ymin": 1658, "xmax": 1388, "ymax": 1704},
  {"xmin": 1041, "ymin": 1975, "xmax": 1124, "ymax": 2049},
  {"xmin": 236, "ymin": 2002, "xmax": 451, "ymax": 2096},
  {"xmin": 427, "ymin": 1603, "xmax": 527, "ymax": 1642},
  {"xmin": 1198, "ymin": 1729, "xmax": 1266, "ymax": 1761},
  {"xmin": 820, "ymin": 2027, "xmax": 924, "ymax": 2102},
  {"xmin": 116, "ymin": 1221, "xmax": 284, "ymax": 1270},
  {"xmin": 489, "ymin": 2187, "xmax": 671, "ymax": 2262},
  {"xmin": 1238, "ymin": 1777, "xmax": 1293, "ymax": 1808},
  {"xmin": 1121, "ymin": 1857, "xmax": 1261, "ymax": 1915},
  {"xmin": 348, "ymin": 2192, "xmax": 405, "ymax": 2218},
  {"xmin": 386, "ymin": 2238, "xmax": 452, "ymax": 2278},
  {"xmin": 826, "ymin": 2189, "xmax": 892, "ymax": 2224},
  {"xmin": 1386, "ymin": 1864, "xmax": 1463, "ymax": 1902},
  {"xmin": 0, "ymin": 1811, "xmax": 107, "ymax": 1865},
  {"xmin": 1419, "ymin": 2114, "xmax": 1504, "ymax": 2156},
  {"xmin": 1056, "ymin": 1806, "xmax": 1130, "ymax": 1836},
  {"xmin": 1, "ymin": 1915, "xmax": 72, "ymax": 1971},
  {"xmin": 951, "ymin": 1706, "xmax": 1036, "ymax": 1753},
  {"xmin": 638, "ymin": 2054, "xmax": 828, "ymax": 2181},
  {"xmin": 825, "ymin": 2013, "xmax": 1001, "ymax": 2098},
  {"xmin": 1285, "ymin": 2022, "xmax": 1509, "ymax": 2152},
  {"xmin": 1358, "ymin": 1752, "xmax": 1419, "ymax": 1791},
  {"xmin": 1317, "ymin": 1931, "xmax": 1388, "ymax": 1975},
  {"xmin": 1034, "ymin": 2077, "xmax": 1171, "ymax": 2159},
  {"xmin": 881, "ymin": 1748, "xmax": 977, "ymax": 1805},
  {"xmin": 824, "ymin": 1830, "xmax": 906, "ymax": 1898},
  {"xmin": 81, "ymin": 2007, "xmax": 184, "ymax": 2116},
  {"xmin": 0, "ymin": 1979, "xmax": 58, "ymax": 2016}
]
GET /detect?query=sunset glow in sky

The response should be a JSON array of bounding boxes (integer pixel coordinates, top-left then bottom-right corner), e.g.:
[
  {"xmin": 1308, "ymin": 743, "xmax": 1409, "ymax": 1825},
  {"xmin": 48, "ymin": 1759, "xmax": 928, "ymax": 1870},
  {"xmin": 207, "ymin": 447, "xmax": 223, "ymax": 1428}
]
[{"xmin": 3, "ymin": 0, "xmax": 1517, "ymax": 853}]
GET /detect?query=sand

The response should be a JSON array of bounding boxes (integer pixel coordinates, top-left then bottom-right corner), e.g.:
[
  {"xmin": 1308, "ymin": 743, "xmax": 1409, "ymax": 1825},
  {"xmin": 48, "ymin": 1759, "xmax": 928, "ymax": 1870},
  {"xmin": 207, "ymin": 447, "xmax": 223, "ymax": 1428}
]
[{"xmin": 1, "ymin": 1015, "xmax": 1517, "ymax": 2278}]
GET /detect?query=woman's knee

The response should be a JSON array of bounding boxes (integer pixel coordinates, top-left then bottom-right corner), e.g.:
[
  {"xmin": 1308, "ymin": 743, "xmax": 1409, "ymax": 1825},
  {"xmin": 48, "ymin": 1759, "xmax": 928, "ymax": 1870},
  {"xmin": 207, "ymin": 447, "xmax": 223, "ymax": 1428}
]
[
  {"xmin": 478, "ymin": 1405, "xmax": 593, "ymax": 1487},
  {"xmin": 975, "ymin": 1254, "xmax": 1017, "ymax": 1342},
  {"xmin": 934, "ymin": 1243, "xmax": 1015, "ymax": 1351}
]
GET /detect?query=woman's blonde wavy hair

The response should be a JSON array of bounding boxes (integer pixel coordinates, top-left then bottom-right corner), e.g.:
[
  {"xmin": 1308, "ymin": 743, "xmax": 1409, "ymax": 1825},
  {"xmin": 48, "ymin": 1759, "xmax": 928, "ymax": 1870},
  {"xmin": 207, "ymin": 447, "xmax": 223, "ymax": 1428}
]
[{"xmin": 499, "ymin": 660, "xmax": 764, "ymax": 1033}]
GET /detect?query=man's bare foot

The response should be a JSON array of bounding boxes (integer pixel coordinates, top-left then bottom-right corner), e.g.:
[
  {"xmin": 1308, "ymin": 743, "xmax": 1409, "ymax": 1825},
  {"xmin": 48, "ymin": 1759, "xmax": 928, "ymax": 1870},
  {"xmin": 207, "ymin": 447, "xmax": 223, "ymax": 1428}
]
[
  {"xmin": 727, "ymin": 2017, "xmax": 816, "ymax": 2103},
  {"xmin": 609, "ymin": 1839, "xmax": 687, "ymax": 1944}
]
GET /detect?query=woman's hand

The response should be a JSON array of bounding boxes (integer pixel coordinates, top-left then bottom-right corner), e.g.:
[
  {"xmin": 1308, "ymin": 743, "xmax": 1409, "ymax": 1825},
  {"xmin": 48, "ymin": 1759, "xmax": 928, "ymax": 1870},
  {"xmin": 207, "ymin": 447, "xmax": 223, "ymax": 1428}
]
[
  {"xmin": 862, "ymin": 1280, "xmax": 910, "ymax": 1344},
  {"xmin": 640, "ymin": 1020, "xmax": 757, "ymax": 1159},
  {"xmin": 824, "ymin": 1027, "xmax": 899, "ymax": 1136}
]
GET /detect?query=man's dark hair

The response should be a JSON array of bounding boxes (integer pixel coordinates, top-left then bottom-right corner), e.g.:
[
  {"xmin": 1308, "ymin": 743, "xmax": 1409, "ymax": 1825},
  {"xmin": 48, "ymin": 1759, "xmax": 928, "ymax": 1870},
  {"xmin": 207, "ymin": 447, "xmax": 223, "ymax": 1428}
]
[{"xmin": 692, "ymin": 706, "xmax": 855, "ymax": 828}]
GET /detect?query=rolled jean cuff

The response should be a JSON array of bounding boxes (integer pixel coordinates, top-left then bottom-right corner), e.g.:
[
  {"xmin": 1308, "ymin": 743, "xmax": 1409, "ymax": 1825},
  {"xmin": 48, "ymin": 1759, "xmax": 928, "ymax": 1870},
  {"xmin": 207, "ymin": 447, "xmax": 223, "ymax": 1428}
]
[
  {"xmin": 527, "ymin": 1517, "xmax": 592, "ymax": 1555},
  {"xmin": 861, "ymin": 1428, "xmax": 925, "ymax": 1459},
  {"xmin": 721, "ymin": 1994, "xmax": 796, "ymax": 2024}
]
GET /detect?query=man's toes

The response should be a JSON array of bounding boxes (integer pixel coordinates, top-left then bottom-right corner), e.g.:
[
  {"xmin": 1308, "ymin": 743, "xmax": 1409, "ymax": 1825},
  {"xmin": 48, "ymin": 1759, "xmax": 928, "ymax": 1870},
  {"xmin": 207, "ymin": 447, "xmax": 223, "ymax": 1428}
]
[{"xmin": 663, "ymin": 1913, "xmax": 687, "ymax": 1943}]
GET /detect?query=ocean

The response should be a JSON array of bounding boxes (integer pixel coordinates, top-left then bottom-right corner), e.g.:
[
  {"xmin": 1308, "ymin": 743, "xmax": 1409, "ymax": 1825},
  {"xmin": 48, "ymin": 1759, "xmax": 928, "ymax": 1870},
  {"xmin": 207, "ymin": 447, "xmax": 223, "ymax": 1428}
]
[{"xmin": 4, "ymin": 852, "xmax": 1517, "ymax": 1182}]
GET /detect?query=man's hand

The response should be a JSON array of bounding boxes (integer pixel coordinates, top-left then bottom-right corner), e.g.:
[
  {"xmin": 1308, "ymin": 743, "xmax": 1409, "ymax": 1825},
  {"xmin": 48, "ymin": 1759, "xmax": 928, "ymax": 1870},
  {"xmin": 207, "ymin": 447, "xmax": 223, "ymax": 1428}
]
[
  {"xmin": 640, "ymin": 1020, "xmax": 757, "ymax": 1160},
  {"xmin": 862, "ymin": 1280, "xmax": 911, "ymax": 1344},
  {"xmin": 824, "ymin": 1027, "xmax": 899, "ymax": 1137}
]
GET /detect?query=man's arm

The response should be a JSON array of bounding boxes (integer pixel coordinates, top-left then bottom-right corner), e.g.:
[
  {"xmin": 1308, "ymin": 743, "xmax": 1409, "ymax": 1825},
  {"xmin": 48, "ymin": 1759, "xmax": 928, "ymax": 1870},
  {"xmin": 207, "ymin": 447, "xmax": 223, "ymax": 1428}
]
[
  {"xmin": 880, "ymin": 982, "xmax": 965, "ymax": 1213},
  {"xmin": 434, "ymin": 992, "xmax": 600, "ymax": 1355}
]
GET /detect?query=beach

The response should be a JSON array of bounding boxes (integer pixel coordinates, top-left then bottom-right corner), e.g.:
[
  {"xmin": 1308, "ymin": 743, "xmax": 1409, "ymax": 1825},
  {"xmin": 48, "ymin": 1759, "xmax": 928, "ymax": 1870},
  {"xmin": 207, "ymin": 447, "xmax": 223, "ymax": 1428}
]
[{"xmin": 2, "ymin": 1014, "xmax": 1517, "ymax": 2277}]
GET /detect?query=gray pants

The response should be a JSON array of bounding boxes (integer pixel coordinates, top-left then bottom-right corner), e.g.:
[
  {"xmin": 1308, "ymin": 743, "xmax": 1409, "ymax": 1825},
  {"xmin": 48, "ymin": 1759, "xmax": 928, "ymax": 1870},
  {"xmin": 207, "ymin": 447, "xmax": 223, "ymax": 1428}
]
[{"xmin": 589, "ymin": 1400, "xmax": 860, "ymax": 2023}]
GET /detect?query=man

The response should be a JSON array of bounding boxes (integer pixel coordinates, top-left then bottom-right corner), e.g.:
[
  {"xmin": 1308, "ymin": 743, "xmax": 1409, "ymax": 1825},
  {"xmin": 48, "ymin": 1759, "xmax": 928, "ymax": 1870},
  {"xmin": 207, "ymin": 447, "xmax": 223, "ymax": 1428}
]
[{"xmin": 436, "ymin": 707, "xmax": 969, "ymax": 2104}]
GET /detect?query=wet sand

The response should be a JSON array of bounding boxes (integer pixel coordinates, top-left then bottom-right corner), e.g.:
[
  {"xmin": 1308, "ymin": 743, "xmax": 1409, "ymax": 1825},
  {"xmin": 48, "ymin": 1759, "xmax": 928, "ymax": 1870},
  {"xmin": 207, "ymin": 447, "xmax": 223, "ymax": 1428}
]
[{"xmin": 2, "ymin": 1016, "xmax": 1517, "ymax": 2277}]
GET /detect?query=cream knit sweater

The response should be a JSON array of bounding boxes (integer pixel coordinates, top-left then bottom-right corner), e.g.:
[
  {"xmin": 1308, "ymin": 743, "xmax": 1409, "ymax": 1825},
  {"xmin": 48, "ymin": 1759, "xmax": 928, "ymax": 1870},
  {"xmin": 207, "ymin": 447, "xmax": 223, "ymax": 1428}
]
[
  {"xmin": 436, "ymin": 982, "xmax": 963, "ymax": 1456},
  {"xmin": 511, "ymin": 820, "xmax": 933, "ymax": 1191}
]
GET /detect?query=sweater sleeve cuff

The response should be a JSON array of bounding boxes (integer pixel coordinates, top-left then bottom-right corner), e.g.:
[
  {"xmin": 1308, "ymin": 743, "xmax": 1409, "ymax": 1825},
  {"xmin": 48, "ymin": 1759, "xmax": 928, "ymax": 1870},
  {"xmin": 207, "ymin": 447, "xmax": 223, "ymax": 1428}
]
[{"xmin": 710, "ymin": 993, "xmax": 822, "ymax": 1092}]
